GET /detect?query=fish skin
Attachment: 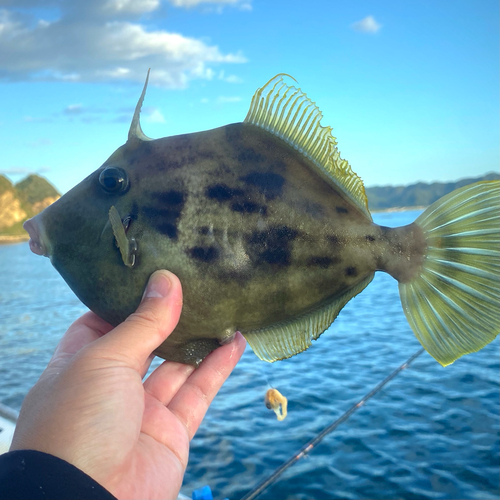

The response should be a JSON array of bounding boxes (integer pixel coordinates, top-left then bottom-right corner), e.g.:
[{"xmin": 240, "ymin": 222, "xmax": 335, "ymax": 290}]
[{"xmin": 32, "ymin": 121, "xmax": 425, "ymax": 365}]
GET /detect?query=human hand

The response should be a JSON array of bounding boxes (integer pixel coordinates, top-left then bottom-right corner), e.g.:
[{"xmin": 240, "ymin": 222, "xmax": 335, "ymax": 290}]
[{"xmin": 11, "ymin": 270, "xmax": 246, "ymax": 500}]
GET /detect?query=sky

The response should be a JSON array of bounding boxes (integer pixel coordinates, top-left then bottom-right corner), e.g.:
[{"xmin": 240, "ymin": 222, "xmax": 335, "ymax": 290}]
[{"xmin": 0, "ymin": 0, "xmax": 498, "ymax": 195}]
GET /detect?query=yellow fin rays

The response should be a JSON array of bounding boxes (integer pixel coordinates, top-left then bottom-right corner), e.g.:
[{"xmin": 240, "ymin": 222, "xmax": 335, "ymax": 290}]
[
  {"xmin": 244, "ymin": 74, "xmax": 371, "ymax": 219},
  {"xmin": 400, "ymin": 181, "xmax": 500, "ymax": 366}
]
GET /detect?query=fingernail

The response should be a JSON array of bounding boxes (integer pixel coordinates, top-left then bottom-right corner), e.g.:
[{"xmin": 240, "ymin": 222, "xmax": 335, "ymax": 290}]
[{"xmin": 143, "ymin": 271, "xmax": 171, "ymax": 299}]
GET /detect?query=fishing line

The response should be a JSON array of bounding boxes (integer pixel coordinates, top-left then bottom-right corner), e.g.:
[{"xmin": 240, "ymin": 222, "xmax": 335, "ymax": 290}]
[
  {"xmin": 239, "ymin": 347, "xmax": 426, "ymax": 500},
  {"xmin": 257, "ymin": 358, "xmax": 277, "ymax": 390}
]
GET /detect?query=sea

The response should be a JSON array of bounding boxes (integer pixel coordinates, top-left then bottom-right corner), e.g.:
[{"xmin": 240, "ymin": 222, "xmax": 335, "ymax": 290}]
[{"xmin": 0, "ymin": 209, "xmax": 498, "ymax": 500}]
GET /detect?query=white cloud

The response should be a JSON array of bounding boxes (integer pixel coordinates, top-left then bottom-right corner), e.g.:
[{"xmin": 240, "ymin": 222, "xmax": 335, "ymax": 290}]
[
  {"xmin": 143, "ymin": 106, "xmax": 166, "ymax": 123},
  {"xmin": 0, "ymin": 167, "xmax": 36, "ymax": 175},
  {"xmin": 223, "ymin": 74, "xmax": 243, "ymax": 83},
  {"xmin": 351, "ymin": 15, "xmax": 382, "ymax": 34},
  {"xmin": 24, "ymin": 115, "xmax": 52, "ymax": 123},
  {"xmin": 168, "ymin": 0, "xmax": 252, "ymax": 9},
  {"xmin": 218, "ymin": 70, "xmax": 243, "ymax": 83},
  {"xmin": 25, "ymin": 138, "xmax": 52, "ymax": 148},
  {"xmin": 63, "ymin": 104, "xmax": 84, "ymax": 115},
  {"xmin": 0, "ymin": 166, "xmax": 51, "ymax": 178},
  {"xmin": 0, "ymin": 3, "xmax": 247, "ymax": 87},
  {"xmin": 102, "ymin": 0, "xmax": 160, "ymax": 15},
  {"xmin": 216, "ymin": 95, "xmax": 241, "ymax": 103}
]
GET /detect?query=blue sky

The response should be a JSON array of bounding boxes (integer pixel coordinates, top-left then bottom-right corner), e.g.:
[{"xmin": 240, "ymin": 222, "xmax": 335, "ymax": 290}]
[{"xmin": 0, "ymin": 0, "xmax": 498, "ymax": 195}]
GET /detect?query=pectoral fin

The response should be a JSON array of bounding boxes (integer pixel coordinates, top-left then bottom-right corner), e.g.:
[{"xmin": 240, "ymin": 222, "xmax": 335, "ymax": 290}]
[{"xmin": 109, "ymin": 205, "xmax": 137, "ymax": 268}]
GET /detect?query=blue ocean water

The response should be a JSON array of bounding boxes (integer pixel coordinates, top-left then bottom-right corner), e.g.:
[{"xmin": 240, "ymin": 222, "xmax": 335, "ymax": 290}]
[{"xmin": 0, "ymin": 210, "xmax": 498, "ymax": 500}]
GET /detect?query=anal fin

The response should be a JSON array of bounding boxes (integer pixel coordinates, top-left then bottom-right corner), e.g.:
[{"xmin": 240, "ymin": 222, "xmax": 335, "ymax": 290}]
[{"xmin": 243, "ymin": 274, "xmax": 374, "ymax": 362}]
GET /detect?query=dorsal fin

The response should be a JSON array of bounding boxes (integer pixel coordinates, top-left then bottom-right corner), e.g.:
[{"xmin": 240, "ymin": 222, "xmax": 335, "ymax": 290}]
[
  {"xmin": 128, "ymin": 69, "xmax": 153, "ymax": 142},
  {"xmin": 244, "ymin": 74, "xmax": 370, "ymax": 219}
]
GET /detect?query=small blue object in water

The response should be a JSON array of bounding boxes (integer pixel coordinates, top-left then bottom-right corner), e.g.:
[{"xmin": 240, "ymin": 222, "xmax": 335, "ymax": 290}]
[{"xmin": 192, "ymin": 485, "xmax": 213, "ymax": 500}]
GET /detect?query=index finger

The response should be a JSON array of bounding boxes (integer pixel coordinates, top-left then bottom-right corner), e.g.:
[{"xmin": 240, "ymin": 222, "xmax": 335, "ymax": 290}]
[
  {"xmin": 50, "ymin": 311, "xmax": 113, "ymax": 363},
  {"xmin": 168, "ymin": 332, "xmax": 246, "ymax": 439}
]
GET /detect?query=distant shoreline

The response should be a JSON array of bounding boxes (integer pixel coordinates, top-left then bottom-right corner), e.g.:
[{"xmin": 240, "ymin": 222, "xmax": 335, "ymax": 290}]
[
  {"xmin": 370, "ymin": 205, "xmax": 426, "ymax": 214},
  {"xmin": 0, "ymin": 234, "xmax": 29, "ymax": 245}
]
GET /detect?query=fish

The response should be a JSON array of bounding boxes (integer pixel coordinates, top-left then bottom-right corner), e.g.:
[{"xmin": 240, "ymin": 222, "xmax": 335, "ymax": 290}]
[
  {"xmin": 265, "ymin": 388, "xmax": 288, "ymax": 421},
  {"xmin": 23, "ymin": 72, "xmax": 500, "ymax": 367}
]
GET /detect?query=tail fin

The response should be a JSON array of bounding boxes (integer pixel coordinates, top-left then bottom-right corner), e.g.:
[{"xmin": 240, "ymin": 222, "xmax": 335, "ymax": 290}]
[{"xmin": 399, "ymin": 181, "xmax": 500, "ymax": 366}]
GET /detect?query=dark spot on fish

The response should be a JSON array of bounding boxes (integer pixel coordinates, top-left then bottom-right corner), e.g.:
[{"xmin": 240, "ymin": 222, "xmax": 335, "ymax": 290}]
[
  {"xmin": 247, "ymin": 226, "xmax": 298, "ymax": 268},
  {"xmin": 197, "ymin": 150, "xmax": 215, "ymax": 161},
  {"xmin": 225, "ymin": 123, "xmax": 243, "ymax": 143},
  {"xmin": 169, "ymin": 141, "xmax": 205, "ymax": 167},
  {"xmin": 240, "ymin": 172, "xmax": 285, "ymax": 200},
  {"xmin": 142, "ymin": 207, "xmax": 181, "ymax": 238},
  {"xmin": 215, "ymin": 266, "xmax": 252, "ymax": 287},
  {"xmin": 231, "ymin": 201, "xmax": 267, "ymax": 215},
  {"xmin": 173, "ymin": 136, "xmax": 191, "ymax": 151},
  {"xmin": 232, "ymin": 202, "xmax": 254, "ymax": 213},
  {"xmin": 271, "ymin": 160, "xmax": 287, "ymax": 172},
  {"xmin": 186, "ymin": 155, "xmax": 199, "ymax": 165},
  {"xmin": 327, "ymin": 234, "xmax": 340, "ymax": 245},
  {"xmin": 219, "ymin": 163, "xmax": 232, "ymax": 175},
  {"xmin": 128, "ymin": 141, "xmax": 154, "ymax": 165},
  {"xmin": 308, "ymin": 256, "xmax": 336, "ymax": 268},
  {"xmin": 199, "ymin": 226, "xmax": 210, "ymax": 235},
  {"xmin": 155, "ymin": 222, "xmax": 177, "ymax": 239},
  {"xmin": 336, "ymin": 206, "xmax": 348, "ymax": 214},
  {"xmin": 146, "ymin": 159, "xmax": 161, "ymax": 172},
  {"xmin": 237, "ymin": 148, "xmax": 265, "ymax": 163},
  {"xmin": 302, "ymin": 200, "xmax": 325, "ymax": 219},
  {"xmin": 262, "ymin": 248, "xmax": 289, "ymax": 265},
  {"xmin": 190, "ymin": 246, "xmax": 219, "ymax": 262},
  {"xmin": 142, "ymin": 190, "xmax": 186, "ymax": 240},
  {"xmin": 345, "ymin": 266, "xmax": 357, "ymax": 277},
  {"xmin": 152, "ymin": 190, "xmax": 185, "ymax": 206},
  {"xmin": 130, "ymin": 202, "xmax": 139, "ymax": 219},
  {"xmin": 206, "ymin": 184, "xmax": 244, "ymax": 202},
  {"xmin": 276, "ymin": 226, "xmax": 298, "ymax": 240},
  {"xmin": 366, "ymin": 235, "xmax": 376, "ymax": 242},
  {"xmin": 163, "ymin": 160, "xmax": 182, "ymax": 170},
  {"xmin": 271, "ymin": 290, "xmax": 289, "ymax": 304}
]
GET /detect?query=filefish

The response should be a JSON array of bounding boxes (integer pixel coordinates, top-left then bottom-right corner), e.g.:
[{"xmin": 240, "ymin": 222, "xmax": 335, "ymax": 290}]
[{"xmin": 23, "ymin": 73, "xmax": 500, "ymax": 366}]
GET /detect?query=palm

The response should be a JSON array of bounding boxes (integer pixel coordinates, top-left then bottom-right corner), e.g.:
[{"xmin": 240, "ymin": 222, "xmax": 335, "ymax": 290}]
[{"xmin": 13, "ymin": 302, "xmax": 245, "ymax": 500}]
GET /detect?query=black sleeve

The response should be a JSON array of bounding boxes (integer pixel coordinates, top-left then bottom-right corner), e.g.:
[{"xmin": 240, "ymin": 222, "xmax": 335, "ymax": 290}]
[{"xmin": 0, "ymin": 449, "xmax": 117, "ymax": 500}]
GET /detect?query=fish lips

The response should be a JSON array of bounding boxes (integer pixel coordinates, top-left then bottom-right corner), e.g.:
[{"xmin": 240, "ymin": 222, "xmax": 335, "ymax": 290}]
[{"xmin": 23, "ymin": 217, "xmax": 47, "ymax": 257}]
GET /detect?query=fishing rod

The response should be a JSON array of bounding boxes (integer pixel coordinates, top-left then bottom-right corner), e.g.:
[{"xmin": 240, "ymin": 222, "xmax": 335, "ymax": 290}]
[{"xmin": 239, "ymin": 347, "xmax": 426, "ymax": 500}]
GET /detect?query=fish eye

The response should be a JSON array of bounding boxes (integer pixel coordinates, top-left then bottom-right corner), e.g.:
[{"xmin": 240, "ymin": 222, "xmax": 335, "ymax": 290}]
[{"xmin": 99, "ymin": 167, "xmax": 129, "ymax": 194}]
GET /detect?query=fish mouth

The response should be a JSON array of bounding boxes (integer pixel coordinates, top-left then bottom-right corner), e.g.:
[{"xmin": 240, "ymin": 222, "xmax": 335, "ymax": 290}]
[{"xmin": 23, "ymin": 218, "xmax": 47, "ymax": 257}]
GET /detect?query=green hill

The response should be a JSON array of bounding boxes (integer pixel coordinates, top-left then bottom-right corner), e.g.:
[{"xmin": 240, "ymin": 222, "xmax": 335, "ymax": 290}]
[
  {"xmin": 16, "ymin": 175, "xmax": 60, "ymax": 206},
  {"xmin": 366, "ymin": 172, "xmax": 500, "ymax": 211},
  {"xmin": 0, "ymin": 174, "xmax": 60, "ymax": 239},
  {"xmin": 0, "ymin": 175, "xmax": 14, "ymax": 196}
]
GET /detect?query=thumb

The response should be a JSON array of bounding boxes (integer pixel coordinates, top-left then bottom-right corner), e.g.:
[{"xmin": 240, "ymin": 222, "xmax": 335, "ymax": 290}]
[{"xmin": 94, "ymin": 270, "xmax": 183, "ymax": 369}]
